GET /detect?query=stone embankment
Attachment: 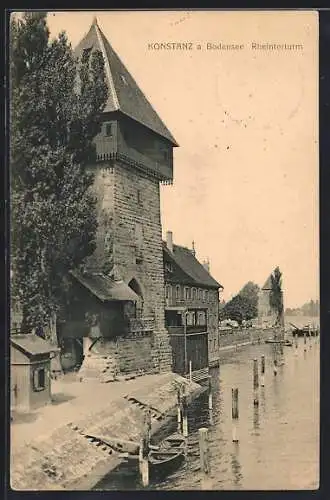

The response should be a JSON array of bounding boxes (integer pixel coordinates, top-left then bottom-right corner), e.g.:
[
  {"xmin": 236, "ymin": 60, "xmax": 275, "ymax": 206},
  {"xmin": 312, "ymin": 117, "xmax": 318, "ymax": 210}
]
[
  {"xmin": 11, "ymin": 372, "xmax": 204, "ymax": 491},
  {"xmin": 218, "ymin": 327, "xmax": 284, "ymax": 352}
]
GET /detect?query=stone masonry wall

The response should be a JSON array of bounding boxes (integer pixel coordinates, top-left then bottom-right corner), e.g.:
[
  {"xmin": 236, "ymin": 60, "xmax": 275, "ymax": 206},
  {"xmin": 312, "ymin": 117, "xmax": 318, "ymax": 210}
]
[
  {"xmin": 113, "ymin": 162, "xmax": 172, "ymax": 372},
  {"xmin": 116, "ymin": 335, "xmax": 154, "ymax": 374},
  {"xmin": 85, "ymin": 165, "xmax": 115, "ymax": 273}
]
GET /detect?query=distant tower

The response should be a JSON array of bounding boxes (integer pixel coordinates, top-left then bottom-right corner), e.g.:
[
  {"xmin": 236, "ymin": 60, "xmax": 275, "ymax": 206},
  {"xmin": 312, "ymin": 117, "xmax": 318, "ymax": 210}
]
[
  {"xmin": 258, "ymin": 275, "xmax": 279, "ymax": 327},
  {"xmin": 71, "ymin": 19, "xmax": 178, "ymax": 373}
]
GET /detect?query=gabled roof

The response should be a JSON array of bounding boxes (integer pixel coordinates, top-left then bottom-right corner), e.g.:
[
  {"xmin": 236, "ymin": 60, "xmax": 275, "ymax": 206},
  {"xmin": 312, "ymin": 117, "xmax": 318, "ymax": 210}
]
[
  {"xmin": 163, "ymin": 242, "xmax": 223, "ymax": 289},
  {"xmin": 11, "ymin": 334, "xmax": 59, "ymax": 357},
  {"xmin": 262, "ymin": 275, "xmax": 273, "ymax": 290},
  {"xmin": 74, "ymin": 18, "xmax": 178, "ymax": 146},
  {"xmin": 71, "ymin": 270, "xmax": 140, "ymax": 302}
]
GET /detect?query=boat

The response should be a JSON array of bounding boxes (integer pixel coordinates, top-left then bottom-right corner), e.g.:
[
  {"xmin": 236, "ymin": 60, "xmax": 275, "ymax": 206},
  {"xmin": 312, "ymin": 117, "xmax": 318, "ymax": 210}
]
[
  {"xmin": 148, "ymin": 432, "xmax": 186, "ymax": 477},
  {"xmin": 265, "ymin": 338, "xmax": 293, "ymax": 346},
  {"xmin": 289, "ymin": 323, "xmax": 319, "ymax": 337}
]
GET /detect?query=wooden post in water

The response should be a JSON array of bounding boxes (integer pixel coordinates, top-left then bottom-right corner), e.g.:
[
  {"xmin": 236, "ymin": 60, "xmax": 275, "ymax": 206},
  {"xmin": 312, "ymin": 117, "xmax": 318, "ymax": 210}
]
[
  {"xmin": 304, "ymin": 329, "xmax": 307, "ymax": 352},
  {"xmin": 308, "ymin": 325, "xmax": 312, "ymax": 348},
  {"xmin": 182, "ymin": 387, "xmax": 188, "ymax": 438},
  {"xmin": 295, "ymin": 333, "xmax": 298, "ymax": 349},
  {"xmin": 273, "ymin": 358, "xmax": 278, "ymax": 376},
  {"xmin": 177, "ymin": 387, "xmax": 182, "ymax": 433},
  {"xmin": 279, "ymin": 341, "xmax": 284, "ymax": 365},
  {"xmin": 189, "ymin": 360, "xmax": 192, "ymax": 382},
  {"xmin": 232, "ymin": 388, "xmax": 239, "ymax": 442},
  {"xmin": 260, "ymin": 355, "xmax": 265, "ymax": 387},
  {"xmin": 253, "ymin": 358, "xmax": 259, "ymax": 405},
  {"xmin": 139, "ymin": 409, "xmax": 151, "ymax": 487}
]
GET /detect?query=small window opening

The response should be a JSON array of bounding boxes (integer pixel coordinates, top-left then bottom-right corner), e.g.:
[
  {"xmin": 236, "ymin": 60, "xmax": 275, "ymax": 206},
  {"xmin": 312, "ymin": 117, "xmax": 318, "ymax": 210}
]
[
  {"xmin": 105, "ymin": 123, "xmax": 112, "ymax": 136},
  {"xmin": 33, "ymin": 367, "xmax": 46, "ymax": 391}
]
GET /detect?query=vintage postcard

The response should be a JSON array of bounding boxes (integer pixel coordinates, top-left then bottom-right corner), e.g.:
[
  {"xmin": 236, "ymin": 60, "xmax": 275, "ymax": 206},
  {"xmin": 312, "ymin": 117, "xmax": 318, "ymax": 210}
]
[{"xmin": 9, "ymin": 10, "xmax": 319, "ymax": 491}]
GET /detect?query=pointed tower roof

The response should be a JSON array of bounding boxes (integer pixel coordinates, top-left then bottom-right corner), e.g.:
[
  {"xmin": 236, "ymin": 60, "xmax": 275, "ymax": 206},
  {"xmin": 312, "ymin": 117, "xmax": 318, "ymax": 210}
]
[
  {"xmin": 262, "ymin": 275, "xmax": 273, "ymax": 290},
  {"xmin": 74, "ymin": 19, "xmax": 178, "ymax": 146}
]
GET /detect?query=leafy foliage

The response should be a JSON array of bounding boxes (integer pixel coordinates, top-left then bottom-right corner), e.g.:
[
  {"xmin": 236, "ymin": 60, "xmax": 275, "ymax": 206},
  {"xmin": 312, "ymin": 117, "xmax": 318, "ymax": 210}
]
[
  {"xmin": 269, "ymin": 267, "xmax": 284, "ymax": 326},
  {"xmin": 219, "ymin": 281, "xmax": 260, "ymax": 325},
  {"xmin": 10, "ymin": 13, "xmax": 108, "ymax": 332}
]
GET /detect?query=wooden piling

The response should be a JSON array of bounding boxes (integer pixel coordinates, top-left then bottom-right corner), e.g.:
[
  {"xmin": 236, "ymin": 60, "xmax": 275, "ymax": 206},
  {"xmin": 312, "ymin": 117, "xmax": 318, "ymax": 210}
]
[
  {"xmin": 208, "ymin": 376, "xmax": 213, "ymax": 411},
  {"xmin": 189, "ymin": 360, "xmax": 192, "ymax": 382},
  {"xmin": 198, "ymin": 427, "xmax": 210, "ymax": 474},
  {"xmin": 139, "ymin": 409, "xmax": 151, "ymax": 487},
  {"xmin": 253, "ymin": 358, "xmax": 259, "ymax": 405},
  {"xmin": 273, "ymin": 358, "xmax": 278, "ymax": 376},
  {"xmin": 261, "ymin": 355, "xmax": 265, "ymax": 387},
  {"xmin": 232, "ymin": 388, "xmax": 239, "ymax": 442},
  {"xmin": 177, "ymin": 387, "xmax": 182, "ymax": 433},
  {"xmin": 295, "ymin": 334, "xmax": 298, "ymax": 349},
  {"xmin": 182, "ymin": 388, "xmax": 188, "ymax": 438},
  {"xmin": 304, "ymin": 329, "xmax": 307, "ymax": 352},
  {"xmin": 139, "ymin": 437, "xmax": 149, "ymax": 487}
]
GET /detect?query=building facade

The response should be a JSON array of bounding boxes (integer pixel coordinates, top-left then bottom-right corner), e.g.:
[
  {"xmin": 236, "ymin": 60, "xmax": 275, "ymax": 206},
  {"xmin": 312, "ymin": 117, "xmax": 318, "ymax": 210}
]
[
  {"xmin": 258, "ymin": 275, "xmax": 279, "ymax": 327},
  {"xmin": 11, "ymin": 334, "xmax": 59, "ymax": 411},
  {"xmin": 163, "ymin": 231, "xmax": 222, "ymax": 377},
  {"xmin": 59, "ymin": 18, "xmax": 178, "ymax": 378}
]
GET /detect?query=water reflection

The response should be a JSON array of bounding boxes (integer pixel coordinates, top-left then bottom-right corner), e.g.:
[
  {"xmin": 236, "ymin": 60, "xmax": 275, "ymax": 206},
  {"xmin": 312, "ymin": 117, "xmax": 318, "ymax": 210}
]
[
  {"xmin": 231, "ymin": 446, "xmax": 243, "ymax": 487},
  {"xmin": 98, "ymin": 342, "xmax": 319, "ymax": 491},
  {"xmin": 253, "ymin": 405, "xmax": 260, "ymax": 433}
]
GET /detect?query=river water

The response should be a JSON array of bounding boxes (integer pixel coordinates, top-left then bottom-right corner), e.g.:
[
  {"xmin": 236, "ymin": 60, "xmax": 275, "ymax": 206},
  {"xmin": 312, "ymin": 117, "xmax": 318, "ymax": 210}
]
[{"xmin": 95, "ymin": 336, "xmax": 319, "ymax": 491}]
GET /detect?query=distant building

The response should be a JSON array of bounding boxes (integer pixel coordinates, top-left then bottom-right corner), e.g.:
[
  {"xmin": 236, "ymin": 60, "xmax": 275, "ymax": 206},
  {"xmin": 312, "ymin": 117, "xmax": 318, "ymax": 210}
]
[
  {"xmin": 258, "ymin": 275, "xmax": 283, "ymax": 327},
  {"xmin": 58, "ymin": 18, "xmax": 178, "ymax": 378},
  {"xmin": 163, "ymin": 231, "xmax": 223, "ymax": 378}
]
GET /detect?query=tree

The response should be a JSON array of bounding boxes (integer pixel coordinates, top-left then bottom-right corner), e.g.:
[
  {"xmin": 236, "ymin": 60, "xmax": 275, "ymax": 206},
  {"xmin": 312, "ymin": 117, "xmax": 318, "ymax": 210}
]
[
  {"xmin": 239, "ymin": 281, "xmax": 259, "ymax": 312},
  {"xmin": 220, "ymin": 292, "xmax": 258, "ymax": 326},
  {"xmin": 269, "ymin": 267, "xmax": 284, "ymax": 326},
  {"xmin": 10, "ymin": 13, "xmax": 108, "ymax": 335}
]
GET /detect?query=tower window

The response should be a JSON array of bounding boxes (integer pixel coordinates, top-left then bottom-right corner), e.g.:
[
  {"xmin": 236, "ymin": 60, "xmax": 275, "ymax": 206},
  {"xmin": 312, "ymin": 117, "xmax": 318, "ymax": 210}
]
[
  {"xmin": 175, "ymin": 285, "xmax": 180, "ymax": 299},
  {"xmin": 105, "ymin": 123, "xmax": 112, "ymax": 136},
  {"xmin": 165, "ymin": 262, "xmax": 173, "ymax": 273}
]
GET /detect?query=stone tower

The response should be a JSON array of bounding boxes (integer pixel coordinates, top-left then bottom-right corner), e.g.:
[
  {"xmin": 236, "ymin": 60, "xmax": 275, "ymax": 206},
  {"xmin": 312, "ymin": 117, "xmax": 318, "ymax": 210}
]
[{"xmin": 69, "ymin": 19, "xmax": 178, "ymax": 375}]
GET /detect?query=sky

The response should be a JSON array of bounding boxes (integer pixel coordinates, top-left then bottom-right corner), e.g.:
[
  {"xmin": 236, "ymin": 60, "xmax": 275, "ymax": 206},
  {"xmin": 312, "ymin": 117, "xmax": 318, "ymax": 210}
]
[{"xmin": 44, "ymin": 10, "xmax": 319, "ymax": 308}]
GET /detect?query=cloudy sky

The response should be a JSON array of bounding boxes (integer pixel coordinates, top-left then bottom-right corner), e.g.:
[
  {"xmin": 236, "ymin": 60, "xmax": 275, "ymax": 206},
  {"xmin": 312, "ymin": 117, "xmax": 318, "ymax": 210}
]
[{"xmin": 45, "ymin": 10, "xmax": 319, "ymax": 308}]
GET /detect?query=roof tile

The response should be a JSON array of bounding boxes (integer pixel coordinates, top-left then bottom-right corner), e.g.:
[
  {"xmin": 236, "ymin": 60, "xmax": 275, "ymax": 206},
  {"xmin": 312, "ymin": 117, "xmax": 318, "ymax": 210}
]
[{"xmin": 74, "ymin": 21, "xmax": 178, "ymax": 146}]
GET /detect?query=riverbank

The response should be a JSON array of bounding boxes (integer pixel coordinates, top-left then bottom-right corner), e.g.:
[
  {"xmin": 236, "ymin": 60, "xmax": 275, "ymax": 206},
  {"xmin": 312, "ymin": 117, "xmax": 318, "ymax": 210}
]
[
  {"xmin": 218, "ymin": 327, "xmax": 280, "ymax": 352},
  {"xmin": 11, "ymin": 372, "xmax": 205, "ymax": 490}
]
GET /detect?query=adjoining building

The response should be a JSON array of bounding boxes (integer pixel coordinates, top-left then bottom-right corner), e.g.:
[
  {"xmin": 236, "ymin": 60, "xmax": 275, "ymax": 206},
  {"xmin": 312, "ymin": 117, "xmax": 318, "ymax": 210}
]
[
  {"xmin": 163, "ymin": 231, "xmax": 223, "ymax": 380},
  {"xmin": 57, "ymin": 18, "xmax": 178, "ymax": 379}
]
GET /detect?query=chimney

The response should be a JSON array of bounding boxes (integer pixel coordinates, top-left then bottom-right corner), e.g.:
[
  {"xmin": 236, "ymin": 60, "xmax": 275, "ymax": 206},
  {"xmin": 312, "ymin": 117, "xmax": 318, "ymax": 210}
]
[
  {"xmin": 166, "ymin": 231, "xmax": 173, "ymax": 252},
  {"xmin": 191, "ymin": 240, "xmax": 196, "ymax": 257},
  {"xmin": 203, "ymin": 258, "xmax": 210, "ymax": 273}
]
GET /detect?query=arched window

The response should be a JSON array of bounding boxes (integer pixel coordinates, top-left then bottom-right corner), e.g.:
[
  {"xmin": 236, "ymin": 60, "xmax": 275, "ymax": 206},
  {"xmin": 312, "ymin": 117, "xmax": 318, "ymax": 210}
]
[
  {"xmin": 165, "ymin": 284, "xmax": 172, "ymax": 299},
  {"xmin": 192, "ymin": 288, "xmax": 196, "ymax": 300},
  {"xmin": 176, "ymin": 285, "xmax": 180, "ymax": 300}
]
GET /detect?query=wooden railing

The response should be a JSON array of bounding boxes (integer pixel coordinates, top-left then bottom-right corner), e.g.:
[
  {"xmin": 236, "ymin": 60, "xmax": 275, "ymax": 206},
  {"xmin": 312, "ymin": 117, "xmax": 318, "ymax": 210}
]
[
  {"xmin": 167, "ymin": 325, "xmax": 207, "ymax": 335},
  {"xmin": 128, "ymin": 317, "xmax": 155, "ymax": 336}
]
